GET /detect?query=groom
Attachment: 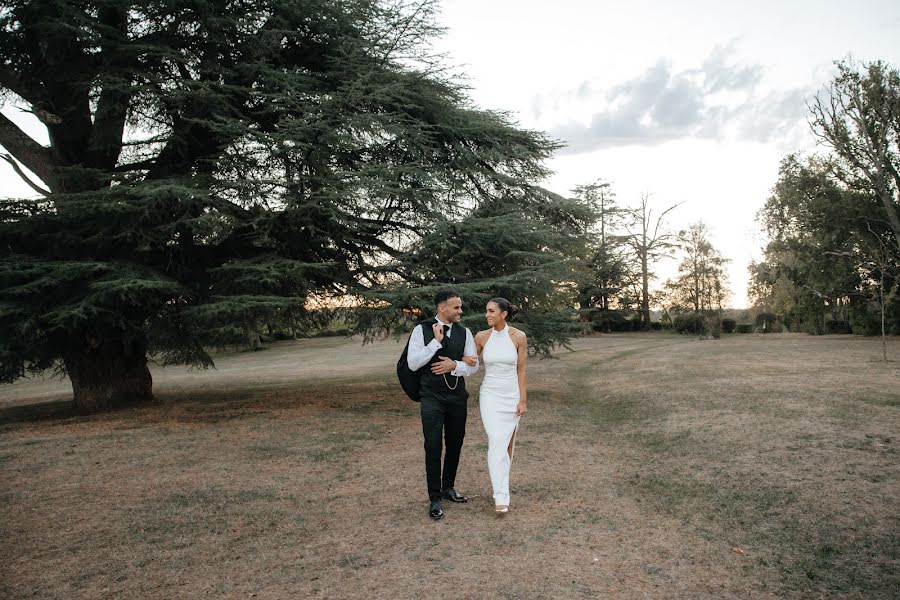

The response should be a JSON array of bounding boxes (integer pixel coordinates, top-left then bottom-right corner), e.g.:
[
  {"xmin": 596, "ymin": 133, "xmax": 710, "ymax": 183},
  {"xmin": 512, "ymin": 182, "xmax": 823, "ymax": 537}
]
[{"xmin": 406, "ymin": 289, "xmax": 480, "ymax": 520}]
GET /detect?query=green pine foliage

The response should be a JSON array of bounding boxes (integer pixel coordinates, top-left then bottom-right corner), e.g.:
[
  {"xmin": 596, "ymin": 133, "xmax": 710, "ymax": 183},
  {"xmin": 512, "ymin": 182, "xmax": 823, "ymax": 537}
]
[{"xmin": 360, "ymin": 189, "xmax": 596, "ymax": 357}]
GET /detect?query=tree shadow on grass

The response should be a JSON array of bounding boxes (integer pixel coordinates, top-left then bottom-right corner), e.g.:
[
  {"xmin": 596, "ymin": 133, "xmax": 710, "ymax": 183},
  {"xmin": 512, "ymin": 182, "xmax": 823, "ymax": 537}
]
[
  {"xmin": 0, "ymin": 397, "xmax": 78, "ymax": 427},
  {"xmin": 0, "ymin": 374, "xmax": 410, "ymax": 430}
]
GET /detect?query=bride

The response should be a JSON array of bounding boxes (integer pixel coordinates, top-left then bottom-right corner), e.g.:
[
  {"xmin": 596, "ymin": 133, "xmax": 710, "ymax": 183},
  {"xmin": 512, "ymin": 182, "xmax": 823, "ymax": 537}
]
[{"xmin": 465, "ymin": 297, "xmax": 527, "ymax": 513}]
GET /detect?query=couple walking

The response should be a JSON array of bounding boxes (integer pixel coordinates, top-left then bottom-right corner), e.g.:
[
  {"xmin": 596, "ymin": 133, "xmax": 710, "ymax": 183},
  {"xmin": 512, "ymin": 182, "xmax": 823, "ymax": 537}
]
[{"xmin": 406, "ymin": 289, "xmax": 527, "ymax": 520}]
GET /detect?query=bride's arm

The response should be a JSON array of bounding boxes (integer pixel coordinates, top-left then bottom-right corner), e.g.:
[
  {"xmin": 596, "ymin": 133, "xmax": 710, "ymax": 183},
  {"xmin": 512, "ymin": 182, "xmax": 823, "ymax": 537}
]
[
  {"xmin": 473, "ymin": 330, "xmax": 487, "ymax": 357},
  {"xmin": 515, "ymin": 330, "xmax": 527, "ymax": 416},
  {"xmin": 460, "ymin": 330, "xmax": 486, "ymax": 368}
]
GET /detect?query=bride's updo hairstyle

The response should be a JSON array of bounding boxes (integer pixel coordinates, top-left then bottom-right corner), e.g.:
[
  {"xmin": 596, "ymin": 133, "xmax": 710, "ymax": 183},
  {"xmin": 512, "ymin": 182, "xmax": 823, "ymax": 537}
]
[{"xmin": 490, "ymin": 297, "xmax": 520, "ymax": 321}]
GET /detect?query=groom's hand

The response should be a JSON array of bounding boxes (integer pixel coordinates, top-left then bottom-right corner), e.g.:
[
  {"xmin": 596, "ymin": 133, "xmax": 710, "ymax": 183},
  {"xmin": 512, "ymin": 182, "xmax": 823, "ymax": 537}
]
[
  {"xmin": 432, "ymin": 323, "xmax": 444, "ymax": 343},
  {"xmin": 431, "ymin": 356, "xmax": 456, "ymax": 374}
]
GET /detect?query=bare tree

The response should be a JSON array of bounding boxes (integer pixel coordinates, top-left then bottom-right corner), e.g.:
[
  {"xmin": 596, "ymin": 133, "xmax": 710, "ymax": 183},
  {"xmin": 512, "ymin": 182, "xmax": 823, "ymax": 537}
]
[{"xmin": 622, "ymin": 193, "xmax": 680, "ymax": 330}]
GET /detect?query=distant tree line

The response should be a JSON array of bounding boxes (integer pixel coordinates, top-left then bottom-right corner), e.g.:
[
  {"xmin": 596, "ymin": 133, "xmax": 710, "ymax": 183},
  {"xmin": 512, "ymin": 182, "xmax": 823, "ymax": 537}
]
[{"xmin": 569, "ymin": 181, "xmax": 731, "ymax": 337}]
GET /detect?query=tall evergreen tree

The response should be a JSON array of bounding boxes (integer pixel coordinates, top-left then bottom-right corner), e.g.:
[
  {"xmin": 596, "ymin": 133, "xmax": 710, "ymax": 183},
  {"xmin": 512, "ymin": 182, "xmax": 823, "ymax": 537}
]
[
  {"xmin": 0, "ymin": 0, "xmax": 557, "ymax": 410},
  {"xmin": 572, "ymin": 180, "xmax": 628, "ymax": 313},
  {"xmin": 361, "ymin": 188, "xmax": 595, "ymax": 357}
]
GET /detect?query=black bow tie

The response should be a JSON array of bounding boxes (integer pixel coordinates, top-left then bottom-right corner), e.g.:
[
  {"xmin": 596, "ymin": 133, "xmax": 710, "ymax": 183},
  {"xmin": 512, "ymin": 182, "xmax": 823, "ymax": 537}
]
[{"xmin": 442, "ymin": 325, "xmax": 450, "ymax": 336}]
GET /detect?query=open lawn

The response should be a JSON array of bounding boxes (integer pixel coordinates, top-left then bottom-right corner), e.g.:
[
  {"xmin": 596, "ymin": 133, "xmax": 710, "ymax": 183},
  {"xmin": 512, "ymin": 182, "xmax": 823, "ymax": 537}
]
[{"xmin": 1, "ymin": 333, "xmax": 898, "ymax": 599}]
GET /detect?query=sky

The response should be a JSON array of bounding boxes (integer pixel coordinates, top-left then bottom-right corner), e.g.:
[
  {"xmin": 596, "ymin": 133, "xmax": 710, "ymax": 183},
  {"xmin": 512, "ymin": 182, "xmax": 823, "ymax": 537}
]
[
  {"xmin": 2, "ymin": 1, "xmax": 899, "ymax": 307},
  {"xmin": 431, "ymin": 0, "xmax": 900, "ymax": 307}
]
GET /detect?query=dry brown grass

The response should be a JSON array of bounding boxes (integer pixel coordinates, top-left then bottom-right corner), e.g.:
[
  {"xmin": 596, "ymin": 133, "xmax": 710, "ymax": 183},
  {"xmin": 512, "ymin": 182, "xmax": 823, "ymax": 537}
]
[{"xmin": 1, "ymin": 333, "xmax": 898, "ymax": 599}]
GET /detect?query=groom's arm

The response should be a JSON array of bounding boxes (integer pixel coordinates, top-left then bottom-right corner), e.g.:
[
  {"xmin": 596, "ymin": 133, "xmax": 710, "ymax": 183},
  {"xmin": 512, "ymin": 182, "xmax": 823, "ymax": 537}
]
[
  {"xmin": 449, "ymin": 328, "xmax": 480, "ymax": 377},
  {"xmin": 407, "ymin": 324, "xmax": 442, "ymax": 371}
]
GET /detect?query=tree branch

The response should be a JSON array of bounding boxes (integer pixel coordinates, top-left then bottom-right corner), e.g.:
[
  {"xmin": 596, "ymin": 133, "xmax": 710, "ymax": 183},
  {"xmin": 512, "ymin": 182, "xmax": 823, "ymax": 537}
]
[
  {"xmin": 0, "ymin": 112, "xmax": 55, "ymax": 190},
  {"xmin": 848, "ymin": 88, "xmax": 900, "ymax": 253},
  {"xmin": 0, "ymin": 153, "xmax": 50, "ymax": 196},
  {"xmin": 87, "ymin": 6, "xmax": 133, "ymax": 170}
]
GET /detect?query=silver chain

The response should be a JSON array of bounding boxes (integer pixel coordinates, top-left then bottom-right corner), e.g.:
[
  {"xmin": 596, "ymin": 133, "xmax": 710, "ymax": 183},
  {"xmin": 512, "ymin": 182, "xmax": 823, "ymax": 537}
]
[
  {"xmin": 439, "ymin": 326, "xmax": 459, "ymax": 390},
  {"xmin": 443, "ymin": 374, "xmax": 459, "ymax": 390}
]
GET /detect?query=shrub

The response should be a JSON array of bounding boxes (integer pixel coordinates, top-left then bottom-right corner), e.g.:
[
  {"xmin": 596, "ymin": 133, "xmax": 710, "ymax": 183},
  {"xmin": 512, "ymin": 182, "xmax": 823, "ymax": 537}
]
[
  {"xmin": 673, "ymin": 312, "xmax": 706, "ymax": 334},
  {"xmin": 707, "ymin": 316, "xmax": 722, "ymax": 339},
  {"xmin": 650, "ymin": 321, "xmax": 662, "ymax": 331},
  {"xmin": 588, "ymin": 309, "xmax": 634, "ymax": 332},
  {"xmin": 756, "ymin": 312, "xmax": 778, "ymax": 331},
  {"xmin": 802, "ymin": 319, "xmax": 823, "ymax": 335},
  {"xmin": 721, "ymin": 318, "xmax": 736, "ymax": 333},
  {"xmin": 736, "ymin": 323, "xmax": 753, "ymax": 334},
  {"xmin": 849, "ymin": 309, "xmax": 881, "ymax": 336},
  {"xmin": 847, "ymin": 301, "xmax": 900, "ymax": 336},
  {"xmin": 268, "ymin": 331, "xmax": 296, "ymax": 341},
  {"xmin": 826, "ymin": 320, "xmax": 852, "ymax": 334}
]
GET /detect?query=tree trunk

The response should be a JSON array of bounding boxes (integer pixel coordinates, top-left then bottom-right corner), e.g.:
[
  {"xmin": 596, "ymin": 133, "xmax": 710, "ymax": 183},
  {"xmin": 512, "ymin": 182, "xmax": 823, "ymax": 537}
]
[
  {"xmin": 244, "ymin": 321, "xmax": 262, "ymax": 351},
  {"xmin": 880, "ymin": 269, "xmax": 887, "ymax": 362},
  {"xmin": 641, "ymin": 251, "xmax": 650, "ymax": 330},
  {"xmin": 64, "ymin": 332, "xmax": 153, "ymax": 412}
]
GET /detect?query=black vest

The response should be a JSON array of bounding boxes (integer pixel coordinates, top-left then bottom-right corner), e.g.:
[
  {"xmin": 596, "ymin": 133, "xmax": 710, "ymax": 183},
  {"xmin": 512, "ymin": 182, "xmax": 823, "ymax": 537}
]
[{"xmin": 419, "ymin": 317, "xmax": 468, "ymax": 399}]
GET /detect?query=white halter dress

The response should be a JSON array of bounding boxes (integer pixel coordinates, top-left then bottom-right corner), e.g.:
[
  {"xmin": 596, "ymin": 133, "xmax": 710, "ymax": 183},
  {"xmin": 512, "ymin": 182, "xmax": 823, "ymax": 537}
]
[{"xmin": 478, "ymin": 324, "xmax": 521, "ymax": 506}]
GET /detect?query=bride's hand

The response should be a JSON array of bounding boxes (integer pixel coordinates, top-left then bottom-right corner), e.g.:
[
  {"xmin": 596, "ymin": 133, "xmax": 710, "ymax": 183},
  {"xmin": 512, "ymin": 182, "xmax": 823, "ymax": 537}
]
[
  {"xmin": 515, "ymin": 401, "xmax": 527, "ymax": 417},
  {"xmin": 462, "ymin": 355, "xmax": 478, "ymax": 367}
]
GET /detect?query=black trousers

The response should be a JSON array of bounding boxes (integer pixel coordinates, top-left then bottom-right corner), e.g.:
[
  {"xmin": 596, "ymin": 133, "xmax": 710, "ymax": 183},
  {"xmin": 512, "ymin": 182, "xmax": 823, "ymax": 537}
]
[{"xmin": 420, "ymin": 390, "xmax": 467, "ymax": 501}]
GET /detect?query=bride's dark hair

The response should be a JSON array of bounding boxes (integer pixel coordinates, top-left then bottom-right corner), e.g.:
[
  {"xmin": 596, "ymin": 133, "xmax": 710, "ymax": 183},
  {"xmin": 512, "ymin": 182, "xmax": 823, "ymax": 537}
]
[{"xmin": 489, "ymin": 297, "xmax": 519, "ymax": 321}]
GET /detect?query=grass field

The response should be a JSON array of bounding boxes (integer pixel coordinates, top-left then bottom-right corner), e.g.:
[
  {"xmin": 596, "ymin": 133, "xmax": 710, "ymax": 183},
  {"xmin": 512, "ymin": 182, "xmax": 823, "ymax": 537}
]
[{"xmin": 1, "ymin": 333, "xmax": 898, "ymax": 599}]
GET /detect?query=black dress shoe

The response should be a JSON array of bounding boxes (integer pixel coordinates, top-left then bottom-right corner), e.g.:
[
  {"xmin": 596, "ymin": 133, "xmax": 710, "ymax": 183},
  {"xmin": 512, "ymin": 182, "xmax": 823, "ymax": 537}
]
[
  {"xmin": 441, "ymin": 487, "xmax": 468, "ymax": 503},
  {"xmin": 429, "ymin": 500, "xmax": 444, "ymax": 520}
]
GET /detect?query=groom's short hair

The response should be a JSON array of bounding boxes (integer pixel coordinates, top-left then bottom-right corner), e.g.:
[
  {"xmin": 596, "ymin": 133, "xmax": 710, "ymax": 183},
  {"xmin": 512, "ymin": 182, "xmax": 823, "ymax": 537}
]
[{"xmin": 434, "ymin": 289, "xmax": 460, "ymax": 307}]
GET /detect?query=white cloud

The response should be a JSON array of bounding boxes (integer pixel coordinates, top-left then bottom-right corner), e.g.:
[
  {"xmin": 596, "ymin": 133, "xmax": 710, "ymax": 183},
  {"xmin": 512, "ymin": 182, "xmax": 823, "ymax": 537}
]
[{"xmin": 539, "ymin": 46, "xmax": 813, "ymax": 154}]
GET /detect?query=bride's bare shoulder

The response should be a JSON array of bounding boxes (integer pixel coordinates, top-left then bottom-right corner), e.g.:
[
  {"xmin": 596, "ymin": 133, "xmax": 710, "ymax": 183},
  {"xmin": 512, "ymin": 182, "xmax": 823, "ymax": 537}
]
[
  {"xmin": 509, "ymin": 326, "xmax": 527, "ymax": 340},
  {"xmin": 474, "ymin": 329, "xmax": 491, "ymax": 341}
]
